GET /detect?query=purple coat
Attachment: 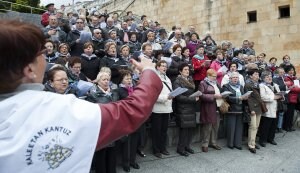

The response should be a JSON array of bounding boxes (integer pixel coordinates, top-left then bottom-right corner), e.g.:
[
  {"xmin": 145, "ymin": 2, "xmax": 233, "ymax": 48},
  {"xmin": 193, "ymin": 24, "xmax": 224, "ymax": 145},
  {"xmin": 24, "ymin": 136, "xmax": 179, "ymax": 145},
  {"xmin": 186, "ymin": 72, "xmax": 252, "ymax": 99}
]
[
  {"xmin": 186, "ymin": 41, "xmax": 201, "ymax": 58},
  {"xmin": 199, "ymin": 80, "xmax": 219, "ymax": 124}
]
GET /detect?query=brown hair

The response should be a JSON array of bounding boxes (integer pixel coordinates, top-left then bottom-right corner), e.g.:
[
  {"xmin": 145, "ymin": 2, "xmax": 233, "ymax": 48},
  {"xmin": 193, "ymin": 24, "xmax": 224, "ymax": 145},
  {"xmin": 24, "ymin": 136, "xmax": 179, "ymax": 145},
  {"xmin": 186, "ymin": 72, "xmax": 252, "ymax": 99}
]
[
  {"xmin": 104, "ymin": 42, "xmax": 116, "ymax": 52},
  {"xmin": 0, "ymin": 20, "xmax": 45, "ymax": 94},
  {"xmin": 141, "ymin": 42, "xmax": 152, "ymax": 51},
  {"xmin": 47, "ymin": 65, "xmax": 67, "ymax": 82},
  {"xmin": 83, "ymin": 42, "xmax": 94, "ymax": 50},
  {"xmin": 118, "ymin": 69, "xmax": 132, "ymax": 84},
  {"xmin": 172, "ymin": 44, "xmax": 182, "ymax": 53},
  {"xmin": 155, "ymin": 60, "xmax": 167, "ymax": 68},
  {"xmin": 68, "ymin": 56, "xmax": 82, "ymax": 67}
]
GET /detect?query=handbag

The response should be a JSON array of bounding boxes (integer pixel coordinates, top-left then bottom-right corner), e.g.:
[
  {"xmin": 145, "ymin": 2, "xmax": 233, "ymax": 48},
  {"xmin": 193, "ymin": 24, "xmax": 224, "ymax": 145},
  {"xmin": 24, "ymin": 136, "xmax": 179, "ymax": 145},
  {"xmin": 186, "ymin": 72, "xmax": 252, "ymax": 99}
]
[
  {"xmin": 277, "ymin": 100, "xmax": 287, "ymax": 112},
  {"xmin": 261, "ymin": 102, "xmax": 268, "ymax": 113},
  {"xmin": 241, "ymin": 105, "xmax": 251, "ymax": 123},
  {"xmin": 219, "ymin": 99, "xmax": 230, "ymax": 114}
]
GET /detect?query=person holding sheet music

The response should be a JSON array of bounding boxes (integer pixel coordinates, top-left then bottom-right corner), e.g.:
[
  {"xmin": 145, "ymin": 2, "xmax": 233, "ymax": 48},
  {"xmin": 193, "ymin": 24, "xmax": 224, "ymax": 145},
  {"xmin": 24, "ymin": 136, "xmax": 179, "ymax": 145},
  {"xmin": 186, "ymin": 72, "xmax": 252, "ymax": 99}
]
[
  {"xmin": 199, "ymin": 69, "xmax": 223, "ymax": 153},
  {"xmin": 283, "ymin": 66, "xmax": 300, "ymax": 131},
  {"xmin": 222, "ymin": 72, "xmax": 248, "ymax": 150},
  {"xmin": 210, "ymin": 50, "xmax": 228, "ymax": 85},
  {"xmin": 173, "ymin": 63, "xmax": 198, "ymax": 156},
  {"xmin": 258, "ymin": 71, "xmax": 282, "ymax": 147},
  {"xmin": 151, "ymin": 60, "xmax": 174, "ymax": 159}
]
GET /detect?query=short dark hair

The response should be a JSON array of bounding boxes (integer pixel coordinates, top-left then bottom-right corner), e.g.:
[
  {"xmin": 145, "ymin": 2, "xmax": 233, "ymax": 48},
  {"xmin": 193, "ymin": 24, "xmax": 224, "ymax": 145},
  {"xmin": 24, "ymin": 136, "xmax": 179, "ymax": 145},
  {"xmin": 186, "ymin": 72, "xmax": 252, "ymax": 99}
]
[
  {"xmin": 47, "ymin": 65, "xmax": 67, "ymax": 82},
  {"xmin": 118, "ymin": 69, "xmax": 132, "ymax": 84},
  {"xmin": 141, "ymin": 15, "xmax": 147, "ymax": 20},
  {"xmin": 83, "ymin": 42, "xmax": 94, "ymax": 50},
  {"xmin": 126, "ymin": 11, "xmax": 132, "ymax": 16},
  {"xmin": 190, "ymin": 33, "xmax": 199, "ymax": 39},
  {"xmin": 68, "ymin": 56, "xmax": 82, "ymax": 67},
  {"xmin": 269, "ymin": 57, "xmax": 277, "ymax": 62},
  {"xmin": 141, "ymin": 42, "xmax": 152, "ymax": 51},
  {"xmin": 233, "ymin": 49, "xmax": 242, "ymax": 57},
  {"xmin": 156, "ymin": 60, "xmax": 167, "ymax": 68},
  {"xmin": 0, "ymin": 20, "xmax": 45, "ymax": 94},
  {"xmin": 247, "ymin": 69, "xmax": 259, "ymax": 76},
  {"xmin": 172, "ymin": 44, "xmax": 182, "ymax": 53},
  {"xmin": 178, "ymin": 63, "xmax": 189, "ymax": 72},
  {"xmin": 229, "ymin": 62, "xmax": 238, "ymax": 69}
]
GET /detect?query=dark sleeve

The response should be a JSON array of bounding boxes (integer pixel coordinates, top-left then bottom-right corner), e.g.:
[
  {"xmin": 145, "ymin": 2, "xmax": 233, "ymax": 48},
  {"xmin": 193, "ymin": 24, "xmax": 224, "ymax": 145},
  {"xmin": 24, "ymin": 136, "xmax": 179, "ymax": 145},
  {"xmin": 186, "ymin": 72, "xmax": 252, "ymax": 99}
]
[
  {"xmin": 96, "ymin": 70, "xmax": 163, "ymax": 149},
  {"xmin": 66, "ymin": 31, "xmax": 76, "ymax": 48},
  {"xmin": 223, "ymin": 85, "xmax": 239, "ymax": 104}
]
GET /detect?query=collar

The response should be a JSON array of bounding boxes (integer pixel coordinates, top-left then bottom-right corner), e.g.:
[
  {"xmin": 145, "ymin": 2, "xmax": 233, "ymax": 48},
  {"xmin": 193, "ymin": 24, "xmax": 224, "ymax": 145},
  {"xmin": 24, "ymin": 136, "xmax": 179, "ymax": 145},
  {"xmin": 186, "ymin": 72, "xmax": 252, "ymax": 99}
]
[{"xmin": 0, "ymin": 83, "xmax": 44, "ymax": 101}]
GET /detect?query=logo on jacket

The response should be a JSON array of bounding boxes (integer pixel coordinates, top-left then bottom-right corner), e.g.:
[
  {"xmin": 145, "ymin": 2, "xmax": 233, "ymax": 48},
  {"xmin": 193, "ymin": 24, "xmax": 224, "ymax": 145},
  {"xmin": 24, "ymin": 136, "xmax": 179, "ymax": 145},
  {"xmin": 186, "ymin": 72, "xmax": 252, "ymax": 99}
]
[{"xmin": 25, "ymin": 126, "xmax": 73, "ymax": 170}]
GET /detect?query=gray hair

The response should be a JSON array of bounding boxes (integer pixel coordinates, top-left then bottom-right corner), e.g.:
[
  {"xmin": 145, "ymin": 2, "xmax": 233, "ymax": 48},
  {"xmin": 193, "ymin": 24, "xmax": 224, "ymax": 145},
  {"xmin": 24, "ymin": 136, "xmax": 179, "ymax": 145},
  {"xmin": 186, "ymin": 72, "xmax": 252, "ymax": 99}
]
[
  {"xmin": 229, "ymin": 72, "xmax": 239, "ymax": 78},
  {"xmin": 261, "ymin": 71, "xmax": 272, "ymax": 80}
]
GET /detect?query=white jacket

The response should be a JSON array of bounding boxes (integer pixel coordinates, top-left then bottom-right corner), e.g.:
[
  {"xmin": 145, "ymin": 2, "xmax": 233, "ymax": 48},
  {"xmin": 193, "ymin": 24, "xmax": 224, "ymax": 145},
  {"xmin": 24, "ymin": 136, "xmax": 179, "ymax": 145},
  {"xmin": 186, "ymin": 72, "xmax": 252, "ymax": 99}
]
[
  {"xmin": 152, "ymin": 73, "xmax": 173, "ymax": 113},
  {"xmin": 259, "ymin": 83, "xmax": 280, "ymax": 118}
]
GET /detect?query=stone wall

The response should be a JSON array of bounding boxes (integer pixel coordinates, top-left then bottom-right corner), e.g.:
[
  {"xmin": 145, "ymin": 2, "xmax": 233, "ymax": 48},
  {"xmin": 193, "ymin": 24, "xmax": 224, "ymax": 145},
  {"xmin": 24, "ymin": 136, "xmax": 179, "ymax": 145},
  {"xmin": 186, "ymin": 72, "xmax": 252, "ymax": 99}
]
[
  {"xmin": 0, "ymin": 11, "xmax": 42, "ymax": 27},
  {"xmin": 103, "ymin": 0, "xmax": 300, "ymax": 72}
]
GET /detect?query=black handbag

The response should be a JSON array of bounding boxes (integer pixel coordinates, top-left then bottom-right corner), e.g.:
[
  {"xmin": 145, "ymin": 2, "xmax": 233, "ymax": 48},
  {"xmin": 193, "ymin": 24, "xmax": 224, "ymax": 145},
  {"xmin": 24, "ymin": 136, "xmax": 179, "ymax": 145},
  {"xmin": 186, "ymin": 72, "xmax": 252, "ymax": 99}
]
[
  {"xmin": 277, "ymin": 100, "xmax": 287, "ymax": 112},
  {"xmin": 243, "ymin": 106, "xmax": 251, "ymax": 123}
]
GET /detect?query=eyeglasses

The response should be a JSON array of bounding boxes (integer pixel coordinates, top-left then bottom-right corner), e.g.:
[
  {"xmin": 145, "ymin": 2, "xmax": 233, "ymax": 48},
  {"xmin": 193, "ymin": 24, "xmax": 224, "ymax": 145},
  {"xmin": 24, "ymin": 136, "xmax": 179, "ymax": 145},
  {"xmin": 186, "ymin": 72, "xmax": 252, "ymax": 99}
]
[
  {"xmin": 54, "ymin": 78, "xmax": 68, "ymax": 83},
  {"xmin": 76, "ymin": 22, "xmax": 84, "ymax": 24},
  {"xmin": 72, "ymin": 66, "xmax": 81, "ymax": 69}
]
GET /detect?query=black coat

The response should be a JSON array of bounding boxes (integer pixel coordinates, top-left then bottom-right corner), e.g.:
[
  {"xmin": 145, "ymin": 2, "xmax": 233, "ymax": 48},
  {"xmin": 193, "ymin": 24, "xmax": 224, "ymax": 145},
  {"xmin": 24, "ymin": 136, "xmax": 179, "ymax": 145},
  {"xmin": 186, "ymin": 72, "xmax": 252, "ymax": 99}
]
[
  {"xmin": 80, "ymin": 54, "xmax": 101, "ymax": 81},
  {"xmin": 85, "ymin": 85, "xmax": 119, "ymax": 104},
  {"xmin": 222, "ymin": 83, "xmax": 245, "ymax": 113},
  {"xmin": 100, "ymin": 55, "xmax": 128, "ymax": 84},
  {"xmin": 166, "ymin": 56, "xmax": 185, "ymax": 83},
  {"xmin": 173, "ymin": 75, "xmax": 197, "ymax": 128},
  {"xmin": 66, "ymin": 30, "xmax": 84, "ymax": 56}
]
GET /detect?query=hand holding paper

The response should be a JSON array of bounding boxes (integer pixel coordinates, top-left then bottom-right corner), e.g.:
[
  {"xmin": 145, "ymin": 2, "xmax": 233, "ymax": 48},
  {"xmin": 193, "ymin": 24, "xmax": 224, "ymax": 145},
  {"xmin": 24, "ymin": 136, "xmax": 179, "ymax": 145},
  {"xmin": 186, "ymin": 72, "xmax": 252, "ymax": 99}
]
[
  {"xmin": 189, "ymin": 91, "xmax": 203, "ymax": 98},
  {"xmin": 169, "ymin": 87, "xmax": 188, "ymax": 97},
  {"xmin": 221, "ymin": 91, "xmax": 232, "ymax": 97}
]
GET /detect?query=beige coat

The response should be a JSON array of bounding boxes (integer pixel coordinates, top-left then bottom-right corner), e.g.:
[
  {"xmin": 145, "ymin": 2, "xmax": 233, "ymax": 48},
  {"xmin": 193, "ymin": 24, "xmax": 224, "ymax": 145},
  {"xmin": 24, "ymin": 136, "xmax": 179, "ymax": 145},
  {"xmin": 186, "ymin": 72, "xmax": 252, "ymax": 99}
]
[
  {"xmin": 259, "ymin": 83, "xmax": 280, "ymax": 118},
  {"xmin": 152, "ymin": 73, "xmax": 173, "ymax": 113}
]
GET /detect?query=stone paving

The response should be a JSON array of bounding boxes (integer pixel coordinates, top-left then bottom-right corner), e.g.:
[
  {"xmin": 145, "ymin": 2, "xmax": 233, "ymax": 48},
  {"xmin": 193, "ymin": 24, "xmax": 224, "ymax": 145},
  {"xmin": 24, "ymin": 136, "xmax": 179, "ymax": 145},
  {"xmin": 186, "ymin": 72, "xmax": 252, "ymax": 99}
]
[{"xmin": 118, "ymin": 129, "xmax": 300, "ymax": 173}]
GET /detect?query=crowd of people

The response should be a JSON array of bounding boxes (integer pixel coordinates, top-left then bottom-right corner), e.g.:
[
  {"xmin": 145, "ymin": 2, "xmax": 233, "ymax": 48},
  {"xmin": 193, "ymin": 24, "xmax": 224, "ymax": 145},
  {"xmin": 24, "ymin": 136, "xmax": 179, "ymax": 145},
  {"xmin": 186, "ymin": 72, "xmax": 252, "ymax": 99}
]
[{"xmin": 38, "ymin": 3, "xmax": 300, "ymax": 173}]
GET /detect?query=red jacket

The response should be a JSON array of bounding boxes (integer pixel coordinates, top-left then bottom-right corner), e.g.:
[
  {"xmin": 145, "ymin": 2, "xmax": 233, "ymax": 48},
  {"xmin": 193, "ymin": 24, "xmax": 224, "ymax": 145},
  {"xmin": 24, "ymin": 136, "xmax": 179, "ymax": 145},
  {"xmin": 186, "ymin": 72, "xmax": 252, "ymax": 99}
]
[
  {"xmin": 96, "ymin": 70, "xmax": 162, "ymax": 150},
  {"xmin": 284, "ymin": 75, "xmax": 300, "ymax": 104},
  {"xmin": 41, "ymin": 12, "xmax": 50, "ymax": 27},
  {"xmin": 192, "ymin": 55, "xmax": 209, "ymax": 81}
]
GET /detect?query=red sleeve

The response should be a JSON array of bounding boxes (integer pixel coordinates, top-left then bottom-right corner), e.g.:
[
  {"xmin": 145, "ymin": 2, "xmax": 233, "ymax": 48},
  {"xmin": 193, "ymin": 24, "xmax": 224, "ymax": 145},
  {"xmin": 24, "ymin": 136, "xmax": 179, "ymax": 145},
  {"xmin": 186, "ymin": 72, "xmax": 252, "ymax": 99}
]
[
  {"xmin": 95, "ymin": 70, "xmax": 162, "ymax": 150},
  {"xmin": 41, "ymin": 13, "xmax": 49, "ymax": 27},
  {"xmin": 192, "ymin": 58, "xmax": 201, "ymax": 71}
]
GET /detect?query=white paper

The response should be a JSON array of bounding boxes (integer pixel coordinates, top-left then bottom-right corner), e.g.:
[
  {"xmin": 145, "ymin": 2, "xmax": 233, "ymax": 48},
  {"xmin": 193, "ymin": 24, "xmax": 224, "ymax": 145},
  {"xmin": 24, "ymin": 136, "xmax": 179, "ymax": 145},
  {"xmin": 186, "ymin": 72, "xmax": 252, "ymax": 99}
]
[
  {"xmin": 221, "ymin": 91, "xmax": 232, "ymax": 97},
  {"xmin": 218, "ymin": 65, "xmax": 228, "ymax": 73},
  {"xmin": 169, "ymin": 87, "xmax": 188, "ymax": 97},
  {"xmin": 242, "ymin": 91, "xmax": 253, "ymax": 97},
  {"xmin": 285, "ymin": 90, "xmax": 290, "ymax": 94},
  {"xmin": 77, "ymin": 80, "xmax": 94, "ymax": 96},
  {"xmin": 189, "ymin": 91, "xmax": 203, "ymax": 98},
  {"xmin": 294, "ymin": 80, "xmax": 299, "ymax": 87},
  {"xmin": 79, "ymin": 31, "xmax": 92, "ymax": 44},
  {"xmin": 160, "ymin": 56, "xmax": 172, "ymax": 67}
]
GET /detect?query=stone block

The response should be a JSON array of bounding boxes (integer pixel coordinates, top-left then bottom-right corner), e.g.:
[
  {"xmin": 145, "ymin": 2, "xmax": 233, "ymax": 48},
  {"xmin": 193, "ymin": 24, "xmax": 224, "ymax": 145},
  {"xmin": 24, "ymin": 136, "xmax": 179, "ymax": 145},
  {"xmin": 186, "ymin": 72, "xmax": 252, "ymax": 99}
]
[{"xmin": 289, "ymin": 25, "xmax": 298, "ymax": 33}]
